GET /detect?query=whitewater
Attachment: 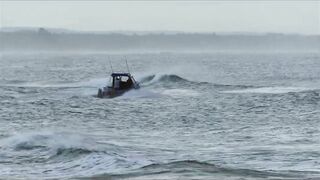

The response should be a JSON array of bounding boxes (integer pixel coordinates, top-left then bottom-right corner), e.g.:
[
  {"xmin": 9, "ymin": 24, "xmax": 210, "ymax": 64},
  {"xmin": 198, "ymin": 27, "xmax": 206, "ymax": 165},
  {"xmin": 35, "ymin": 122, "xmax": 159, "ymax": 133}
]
[{"xmin": 0, "ymin": 52, "xmax": 320, "ymax": 179}]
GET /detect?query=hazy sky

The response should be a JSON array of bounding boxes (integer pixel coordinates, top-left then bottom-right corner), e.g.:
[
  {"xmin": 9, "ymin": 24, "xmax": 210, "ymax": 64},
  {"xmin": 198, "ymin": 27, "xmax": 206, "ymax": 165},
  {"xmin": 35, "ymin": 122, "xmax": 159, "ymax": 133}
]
[{"xmin": 0, "ymin": 1, "xmax": 319, "ymax": 34}]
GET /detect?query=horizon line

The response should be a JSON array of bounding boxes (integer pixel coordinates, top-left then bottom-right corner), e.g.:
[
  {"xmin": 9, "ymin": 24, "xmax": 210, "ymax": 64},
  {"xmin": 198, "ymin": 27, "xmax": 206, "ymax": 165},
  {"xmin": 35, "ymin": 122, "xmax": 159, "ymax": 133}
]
[{"xmin": 1, "ymin": 26, "xmax": 319, "ymax": 36}]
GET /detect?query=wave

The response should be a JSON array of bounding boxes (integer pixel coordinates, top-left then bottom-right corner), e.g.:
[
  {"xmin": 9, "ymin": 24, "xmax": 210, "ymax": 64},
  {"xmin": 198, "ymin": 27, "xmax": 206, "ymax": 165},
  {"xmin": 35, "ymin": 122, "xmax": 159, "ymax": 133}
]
[
  {"xmin": 140, "ymin": 160, "xmax": 289, "ymax": 177},
  {"xmin": 139, "ymin": 74, "xmax": 191, "ymax": 85},
  {"xmin": 0, "ymin": 73, "xmax": 193, "ymax": 89},
  {"xmin": 0, "ymin": 131, "xmax": 149, "ymax": 178},
  {"xmin": 222, "ymin": 86, "xmax": 318, "ymax": 94},
  {"xmin": 0, "ymin": 131, "xmax": 103, "ymax": 158},
  {"xmin": 6, "ymin": 74, "xmax": 315, "ymax": 100},
  {"xmin": 1, "ymin": 132, "xmax": 319, "ymax": 179},
  {"xmin": 87, "ymin": 160, "xmax": 310, "ymax": 179},
  {"xmin": 138, "ymin": 74, "xmax": 256, "ymax": 90},
  {"xmin": 1, "ymin": 74, "xmax": 253, "ymax": 92}
]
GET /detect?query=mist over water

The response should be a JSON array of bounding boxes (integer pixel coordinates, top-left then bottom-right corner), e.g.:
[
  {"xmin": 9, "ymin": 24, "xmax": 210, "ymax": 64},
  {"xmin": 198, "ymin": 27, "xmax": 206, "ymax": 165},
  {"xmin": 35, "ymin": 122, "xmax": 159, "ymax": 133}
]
[
  {"xmin": 1, "ymin": 29, "xmax": 319, "ymax": 53},
  {"xmin": 0, "ymin": 52, "xmax": 320, "ymax": 179}
]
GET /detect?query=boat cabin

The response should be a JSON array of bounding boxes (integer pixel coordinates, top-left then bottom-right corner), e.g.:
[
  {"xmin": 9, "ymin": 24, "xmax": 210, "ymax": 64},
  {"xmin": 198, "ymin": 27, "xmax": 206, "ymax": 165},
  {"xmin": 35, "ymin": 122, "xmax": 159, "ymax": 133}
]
[{"xmin": 110, "ymin": 73, "xmax": 135, "ymax": 90}]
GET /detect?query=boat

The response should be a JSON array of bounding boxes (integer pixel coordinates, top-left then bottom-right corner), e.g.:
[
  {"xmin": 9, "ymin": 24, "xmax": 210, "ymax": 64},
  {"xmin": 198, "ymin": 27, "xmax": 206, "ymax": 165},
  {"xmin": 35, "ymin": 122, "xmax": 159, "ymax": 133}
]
[{"xmin": 97, "ymin": 72, "xmax": 140, "ymax": 98}]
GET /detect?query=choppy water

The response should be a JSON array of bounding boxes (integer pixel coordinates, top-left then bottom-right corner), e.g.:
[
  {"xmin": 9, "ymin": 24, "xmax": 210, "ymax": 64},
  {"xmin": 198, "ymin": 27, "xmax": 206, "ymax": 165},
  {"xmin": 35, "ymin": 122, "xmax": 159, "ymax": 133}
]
[{"xmin": 0, "ymin": 52, "xmax": 320, "ymax": 179}]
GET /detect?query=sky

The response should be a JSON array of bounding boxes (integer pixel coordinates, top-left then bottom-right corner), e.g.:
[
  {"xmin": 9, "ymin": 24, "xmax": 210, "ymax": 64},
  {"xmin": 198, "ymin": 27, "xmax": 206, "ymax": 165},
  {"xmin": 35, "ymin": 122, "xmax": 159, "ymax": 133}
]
[{"xmin": 0, "ymin": 1, "xmax": 319, "ymax": 34}]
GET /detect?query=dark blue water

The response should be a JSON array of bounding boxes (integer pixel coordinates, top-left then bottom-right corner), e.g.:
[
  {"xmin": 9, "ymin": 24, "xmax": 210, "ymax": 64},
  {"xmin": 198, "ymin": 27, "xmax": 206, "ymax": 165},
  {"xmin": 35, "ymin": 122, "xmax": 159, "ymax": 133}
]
[{"xmin": 0, "ymin": 52, "xmax": 320, "ymax": 179}]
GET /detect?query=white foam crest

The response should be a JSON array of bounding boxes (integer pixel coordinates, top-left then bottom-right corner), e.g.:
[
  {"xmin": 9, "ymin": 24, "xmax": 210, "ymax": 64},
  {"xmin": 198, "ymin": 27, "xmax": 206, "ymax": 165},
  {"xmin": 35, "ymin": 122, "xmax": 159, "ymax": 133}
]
[
  {"xmin": 119, "ymin": 89, "xmax": 161, "ymax": 99},
  {"xmin": 222, "ymin": 86, "xmax": 313, "ymax": 94},
  {"xmin": 0, "ymin": 131, "xmax": 95, "ymax": 151},
  {"xmin": 0, "ymin": 131, "xmax": 151, "ymax": 179},
  {"xmin": 161, "ymin": 89, "xmax": 200, "ymax": 97},
  {"xmin": 136, "ymin": 73, "xmax": 165, "ymax": 86},
  {"xmin": 145, "ymin": 74, "xmax": 164, "ymax": 84}
]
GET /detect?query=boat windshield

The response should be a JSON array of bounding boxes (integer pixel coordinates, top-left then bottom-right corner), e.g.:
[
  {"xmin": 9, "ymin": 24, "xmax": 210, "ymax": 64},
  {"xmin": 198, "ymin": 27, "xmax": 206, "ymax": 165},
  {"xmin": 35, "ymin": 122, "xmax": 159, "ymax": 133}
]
[
  {"xmin": 121, "ymin": 76, "xmax": 129, "ymax": 82},
  {"xmin": 107, "ymin": 76, "xmax": 113, "ymax": 87}
]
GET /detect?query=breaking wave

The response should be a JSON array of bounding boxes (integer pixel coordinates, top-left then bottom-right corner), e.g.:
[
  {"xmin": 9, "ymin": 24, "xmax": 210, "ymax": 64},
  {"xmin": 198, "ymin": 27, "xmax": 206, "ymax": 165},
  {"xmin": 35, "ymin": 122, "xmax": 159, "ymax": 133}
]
[
  {"xmin": 1, "ymin": 131, "xmax": 319, "ymax": 179},
  {"xmin": 0, "ymin": 131, "xmax": 101, "ymax": 156},
  {"xmin": 0, "ymin": 131, "xmax": 149, "ymax": 178},
  {"xmin": 137, "ymin": 73, "xmax": 255, "ymax": 89},
  {"xmin": 139, "ymin": 74, "xmax": 191, "ymax": 85},
  {"xmin": 0, "ymin": 132, "xmax": 124, "ymax": 162}
]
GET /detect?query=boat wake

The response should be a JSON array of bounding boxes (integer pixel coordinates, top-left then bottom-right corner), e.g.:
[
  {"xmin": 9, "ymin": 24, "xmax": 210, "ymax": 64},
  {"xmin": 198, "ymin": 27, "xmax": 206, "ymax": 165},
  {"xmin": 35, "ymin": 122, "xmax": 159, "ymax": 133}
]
[
  {"xmin": 119, "ymin": 89, "xmax": 161, "ymax": 99},
  {"xmin": 2, "ymin": 74, "xmax": 319, "ymax": 100},
  {"xmin": 0, "ymin": 73, "xmax": 250, "ymax": 90},
  {"xmin": 222, "ymin": 86, "xmax": 318, "ymax": 94}
]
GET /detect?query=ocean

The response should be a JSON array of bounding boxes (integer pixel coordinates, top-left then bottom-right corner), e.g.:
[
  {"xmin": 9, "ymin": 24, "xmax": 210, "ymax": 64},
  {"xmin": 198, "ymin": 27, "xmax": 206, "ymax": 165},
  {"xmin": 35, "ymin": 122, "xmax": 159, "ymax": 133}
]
[{"xmin": 0, "ymin": 52, "xmax": 320, "ymax": 179}]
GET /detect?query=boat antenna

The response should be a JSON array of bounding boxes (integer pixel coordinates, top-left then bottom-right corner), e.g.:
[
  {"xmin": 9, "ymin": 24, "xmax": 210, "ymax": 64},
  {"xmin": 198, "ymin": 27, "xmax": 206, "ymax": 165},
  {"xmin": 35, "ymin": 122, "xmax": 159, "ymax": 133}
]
[
  {"xmin": 108, "ymin": 57, "xmax": 114, "ymax": 73},
  {"xmin": 125, "ymin": 56, "xmax": 130, "ymax": 74}
]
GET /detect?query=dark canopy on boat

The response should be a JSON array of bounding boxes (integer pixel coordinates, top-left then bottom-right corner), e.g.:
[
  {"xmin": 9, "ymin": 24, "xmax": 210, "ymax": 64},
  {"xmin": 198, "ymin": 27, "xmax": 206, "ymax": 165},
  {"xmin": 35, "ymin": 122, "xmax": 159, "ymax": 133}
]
[{"xmin": 111, "ymin": 73, "xmax": 131, "ymax": 77}]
